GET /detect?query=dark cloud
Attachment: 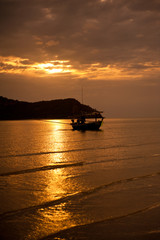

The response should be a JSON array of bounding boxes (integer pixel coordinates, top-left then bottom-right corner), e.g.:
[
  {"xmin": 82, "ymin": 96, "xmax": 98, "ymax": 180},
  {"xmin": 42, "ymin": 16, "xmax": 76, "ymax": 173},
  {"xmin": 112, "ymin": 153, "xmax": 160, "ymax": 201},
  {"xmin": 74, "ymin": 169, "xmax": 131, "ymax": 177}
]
[
  {"xmin": 127, "ymin": 0, "xmax": 160, "ymax": 12},
  {"xmin": 0, "ymin": 0, "xmax": 160, "ymax": 66},
  {"xmin": 0, "ymin": 62, "xmax": 27, "ymax": 71}
]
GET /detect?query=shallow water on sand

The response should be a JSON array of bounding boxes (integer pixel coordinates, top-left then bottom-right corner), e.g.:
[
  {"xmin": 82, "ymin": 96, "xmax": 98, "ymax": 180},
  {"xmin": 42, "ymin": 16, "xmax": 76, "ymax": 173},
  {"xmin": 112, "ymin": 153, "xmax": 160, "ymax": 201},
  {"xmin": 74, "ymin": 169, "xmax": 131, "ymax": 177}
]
[{"xmin": 0, "ymin": 118, "xmax": 160, "ymax": 240}]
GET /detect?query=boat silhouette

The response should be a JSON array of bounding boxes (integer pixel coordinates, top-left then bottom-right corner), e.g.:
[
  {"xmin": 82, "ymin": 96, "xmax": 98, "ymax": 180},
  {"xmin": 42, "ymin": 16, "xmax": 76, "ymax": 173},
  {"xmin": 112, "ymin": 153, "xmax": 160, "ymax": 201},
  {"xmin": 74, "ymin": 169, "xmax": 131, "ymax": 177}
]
[{"xmin": 70, "ymin": 112, "xmax": 104, "ymax": 131}]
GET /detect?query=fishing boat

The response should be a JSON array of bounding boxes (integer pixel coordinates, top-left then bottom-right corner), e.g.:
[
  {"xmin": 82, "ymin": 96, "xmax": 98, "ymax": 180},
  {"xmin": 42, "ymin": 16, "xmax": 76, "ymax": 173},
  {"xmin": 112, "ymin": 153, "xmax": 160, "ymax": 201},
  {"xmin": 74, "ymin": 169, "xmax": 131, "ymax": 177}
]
[
  {"xmin": 70, "ymin": 87, "xmax": 104, "ymax": 130},
  {"xmin": 70, "ymin": 112, "xmax": 104, "ymax": 131}
]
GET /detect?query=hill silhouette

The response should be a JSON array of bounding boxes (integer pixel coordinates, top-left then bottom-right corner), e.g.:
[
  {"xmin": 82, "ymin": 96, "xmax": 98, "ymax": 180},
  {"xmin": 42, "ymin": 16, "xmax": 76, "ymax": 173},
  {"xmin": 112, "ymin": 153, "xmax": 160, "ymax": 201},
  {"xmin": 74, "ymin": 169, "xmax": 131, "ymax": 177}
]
[{"xmin": 0, "ymin": 96, "xmax": 101, "ymax": 120}]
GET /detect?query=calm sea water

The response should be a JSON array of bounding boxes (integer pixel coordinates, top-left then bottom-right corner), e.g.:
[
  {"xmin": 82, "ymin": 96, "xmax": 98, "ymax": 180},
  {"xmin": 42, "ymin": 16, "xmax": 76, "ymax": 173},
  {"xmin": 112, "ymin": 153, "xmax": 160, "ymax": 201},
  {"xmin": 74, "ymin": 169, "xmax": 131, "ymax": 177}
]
[{"xmin": 0, "ymin": 118, "xmax": 160, "ymax": 240}]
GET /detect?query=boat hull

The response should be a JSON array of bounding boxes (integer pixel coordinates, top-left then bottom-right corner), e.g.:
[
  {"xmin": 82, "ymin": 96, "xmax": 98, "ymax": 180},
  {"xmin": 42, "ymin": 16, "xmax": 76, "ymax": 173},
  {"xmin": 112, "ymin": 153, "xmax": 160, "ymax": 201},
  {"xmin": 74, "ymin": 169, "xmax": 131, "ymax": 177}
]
[{"xmin": 71, "ymin": 120, "xmax": 103, "ymax": 131}]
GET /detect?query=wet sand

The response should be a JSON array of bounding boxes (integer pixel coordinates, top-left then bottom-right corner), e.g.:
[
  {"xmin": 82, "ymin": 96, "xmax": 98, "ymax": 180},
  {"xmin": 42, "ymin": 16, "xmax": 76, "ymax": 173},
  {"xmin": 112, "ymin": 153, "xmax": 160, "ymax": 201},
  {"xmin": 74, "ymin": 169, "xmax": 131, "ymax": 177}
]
[{"xmin": 41, "ymin": 204, "xmax": 160, "ymax": 240}]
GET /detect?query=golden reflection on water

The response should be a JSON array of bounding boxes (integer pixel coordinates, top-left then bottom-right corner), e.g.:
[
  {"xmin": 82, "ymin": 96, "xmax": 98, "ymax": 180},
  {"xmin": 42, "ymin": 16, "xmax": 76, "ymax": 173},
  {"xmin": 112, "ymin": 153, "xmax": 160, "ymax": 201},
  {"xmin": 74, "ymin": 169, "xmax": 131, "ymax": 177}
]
[
  {"xmin": 31, "ymin": 202, "xmax": 80, "ymax": 240},
  {"xmin": 47, "ymin": 120, "xmax": 69, "ymax": 163},
  {"xmin": 41, "ymin": 202, "xmax": 74, "ymax": 226},
  {"xmin": 43, "ymin": 120, "xmax": 69, "ymax": 197},
  {"xmin": 34, "ymin": 120, "xmax": 83, "ymax": 237}
]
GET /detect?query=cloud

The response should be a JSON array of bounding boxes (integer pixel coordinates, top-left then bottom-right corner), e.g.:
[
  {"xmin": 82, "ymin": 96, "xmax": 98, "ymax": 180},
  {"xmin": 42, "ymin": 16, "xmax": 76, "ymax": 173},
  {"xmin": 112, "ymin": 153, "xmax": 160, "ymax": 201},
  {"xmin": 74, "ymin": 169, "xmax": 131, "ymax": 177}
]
[
  {"xmin": 0, "ymin": 0, "xmax": 159, "ymax": 68},
  {"xmin": 126, "ymin": 0, "xmax": 160, "ymax": 12},
  {"xmin": 0, "ymin": 0, "xmax": 160, "ymax": 117}
]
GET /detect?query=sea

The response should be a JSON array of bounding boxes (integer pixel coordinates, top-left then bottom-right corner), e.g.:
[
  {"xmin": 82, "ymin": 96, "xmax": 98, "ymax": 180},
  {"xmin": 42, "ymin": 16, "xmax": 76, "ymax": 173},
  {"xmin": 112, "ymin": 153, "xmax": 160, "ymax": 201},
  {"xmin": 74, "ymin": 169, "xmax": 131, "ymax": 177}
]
[{"xmin": 0, "ymin": 118, "xmax": 160, "ymax": 240}]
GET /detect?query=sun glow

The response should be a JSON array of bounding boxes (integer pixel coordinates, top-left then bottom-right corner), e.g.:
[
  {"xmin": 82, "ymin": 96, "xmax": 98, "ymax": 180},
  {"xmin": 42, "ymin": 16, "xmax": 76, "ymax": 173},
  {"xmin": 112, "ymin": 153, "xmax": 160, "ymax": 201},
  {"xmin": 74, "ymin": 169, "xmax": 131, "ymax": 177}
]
[
  {"xmin": 36, "ymin": 61, "xmax": 72, "ymax": 74},
  {"xmin": 1, "ymin": 56, "xmax": 160, "ymax": 80},
  {"xmin": 0, "ymin": 56, "xmax": 73, "ymax": 75}
]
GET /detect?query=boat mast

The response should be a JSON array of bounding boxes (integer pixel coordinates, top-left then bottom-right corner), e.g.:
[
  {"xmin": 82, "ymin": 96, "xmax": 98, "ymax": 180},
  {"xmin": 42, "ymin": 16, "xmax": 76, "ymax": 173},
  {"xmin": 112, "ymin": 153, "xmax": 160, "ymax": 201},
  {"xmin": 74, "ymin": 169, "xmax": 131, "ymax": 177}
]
[{"xmin": 81, "ymin": 86, "xmax": 84, "ymax": 104}]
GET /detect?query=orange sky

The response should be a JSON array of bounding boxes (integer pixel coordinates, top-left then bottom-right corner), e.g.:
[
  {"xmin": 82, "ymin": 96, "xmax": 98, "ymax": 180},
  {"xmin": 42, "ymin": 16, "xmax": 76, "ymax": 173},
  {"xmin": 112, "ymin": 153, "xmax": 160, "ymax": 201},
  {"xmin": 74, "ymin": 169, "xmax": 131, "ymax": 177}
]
[{"xmin": 0, "ymin": 0, "xmax": 160, "ymax": 117}]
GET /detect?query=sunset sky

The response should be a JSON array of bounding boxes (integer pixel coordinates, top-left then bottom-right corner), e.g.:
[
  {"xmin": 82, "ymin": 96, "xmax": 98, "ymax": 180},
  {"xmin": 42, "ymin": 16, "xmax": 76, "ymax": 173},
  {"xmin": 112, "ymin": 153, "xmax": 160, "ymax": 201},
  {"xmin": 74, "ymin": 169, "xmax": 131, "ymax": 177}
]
[{"xmin": 0, "ymin": 0, "xmax": 160, "ymax": 117}]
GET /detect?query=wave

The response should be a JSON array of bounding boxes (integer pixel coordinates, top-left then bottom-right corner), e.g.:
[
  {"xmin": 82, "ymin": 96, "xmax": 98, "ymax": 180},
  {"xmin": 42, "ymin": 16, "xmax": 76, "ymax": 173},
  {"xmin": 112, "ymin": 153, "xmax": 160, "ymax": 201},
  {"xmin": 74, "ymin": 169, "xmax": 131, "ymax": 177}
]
[
  {"xmin": 0, "ymin": 141, "xmax": 159, "ymax": 159},
  {"xmin": 86, "ymin": 152, "xmax": 160, "ymax": 166},
  {"xmin": 0, "ymin": 147, "xmax": 105, "ymax": 158},
  {"xmin": 85, "ymin": 155, "xmax": 144, "ymax": 166},
  {"xmin": 1, "ymin": 171, "xmax": 160, "ymax": 220},
  {"xmin": 1, "ymin": 151, "xmax": 159, "ymax": 177},
  {"xmin": 0, "ymin": 193, "xmax": 79, "ymax": 220},
  {"xmin": 0, "ymin": 155, "xmax": 151, "ymax": 177},
  {"xmin": 152, "ymin": 153, "xmax": 160, "ymax": 157},
  {"xmin": 0, "ymin": 156, "xmax": 140, "ymax": 177},
  {"xmin": 0, "ymin": 162, "xmax": 83, "ymax": 177}
]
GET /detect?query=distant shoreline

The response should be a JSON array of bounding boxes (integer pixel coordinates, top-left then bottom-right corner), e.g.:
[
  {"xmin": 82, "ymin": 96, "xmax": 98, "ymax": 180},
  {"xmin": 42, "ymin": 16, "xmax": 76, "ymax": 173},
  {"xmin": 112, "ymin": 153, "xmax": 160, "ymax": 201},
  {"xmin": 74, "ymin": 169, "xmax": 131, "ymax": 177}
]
[{"xmin": 0, "ymin": 96, "xmax": 101, "ymax": 120}]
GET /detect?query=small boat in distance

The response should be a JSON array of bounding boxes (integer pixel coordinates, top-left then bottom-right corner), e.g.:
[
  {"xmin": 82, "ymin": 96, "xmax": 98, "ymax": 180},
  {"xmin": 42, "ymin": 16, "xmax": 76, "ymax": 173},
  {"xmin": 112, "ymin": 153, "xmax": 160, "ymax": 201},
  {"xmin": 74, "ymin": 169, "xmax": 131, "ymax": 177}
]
[{"xmin": 70, "ymin": 112, "xmax": 104, "ymax": 131}]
